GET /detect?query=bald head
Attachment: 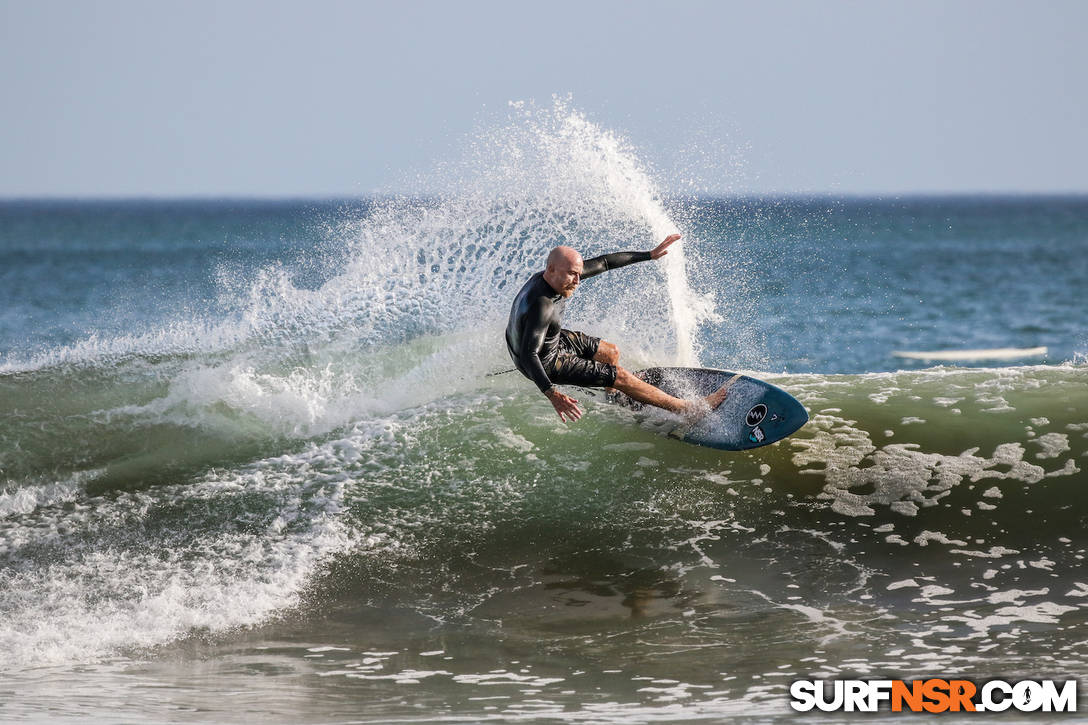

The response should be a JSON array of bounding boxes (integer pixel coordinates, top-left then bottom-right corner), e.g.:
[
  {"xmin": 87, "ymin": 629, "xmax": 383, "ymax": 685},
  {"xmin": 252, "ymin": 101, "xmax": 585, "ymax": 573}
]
[
  {"xmin": 543, "ymin": 245, "xmax": 584, "ymax": 298},
  {"xmin": 546, "ymin": 246, "xmax": 582, "ymax": 269}
]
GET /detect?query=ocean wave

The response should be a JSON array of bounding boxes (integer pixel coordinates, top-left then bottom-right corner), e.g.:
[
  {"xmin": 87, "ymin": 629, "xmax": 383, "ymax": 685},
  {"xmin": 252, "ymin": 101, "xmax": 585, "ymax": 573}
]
[{"xmin": 1, "ymin": 357, "xmax": 1084, "ymax": 668}]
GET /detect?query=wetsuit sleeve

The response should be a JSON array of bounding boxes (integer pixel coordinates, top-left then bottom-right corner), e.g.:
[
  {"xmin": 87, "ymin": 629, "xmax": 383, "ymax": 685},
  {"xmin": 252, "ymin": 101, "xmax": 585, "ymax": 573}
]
[
  {"xmin": 580, "ymin": 250, "xmax": 653, "ymax": 280},
  {"xmin": 519, "ymin": 298, "xmax": 556, "ymax": 395}
]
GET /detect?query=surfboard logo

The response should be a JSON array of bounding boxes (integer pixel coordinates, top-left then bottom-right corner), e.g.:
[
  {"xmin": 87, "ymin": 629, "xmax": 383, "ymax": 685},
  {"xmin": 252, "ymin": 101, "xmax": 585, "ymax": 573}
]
[
  {"xmin": 746, "ymin": 404, "xmax": 767, "ymax": 426},
  {"xmin": 749, "ymin": 426, "xmax": 765, "ymax": 443}
]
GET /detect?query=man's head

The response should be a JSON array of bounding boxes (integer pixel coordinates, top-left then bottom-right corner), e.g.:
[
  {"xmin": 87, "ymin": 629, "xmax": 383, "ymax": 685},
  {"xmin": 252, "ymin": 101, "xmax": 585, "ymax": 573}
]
[{"xmin": 543, "ymin": 246, "xmax": 584, "ymax": 298}]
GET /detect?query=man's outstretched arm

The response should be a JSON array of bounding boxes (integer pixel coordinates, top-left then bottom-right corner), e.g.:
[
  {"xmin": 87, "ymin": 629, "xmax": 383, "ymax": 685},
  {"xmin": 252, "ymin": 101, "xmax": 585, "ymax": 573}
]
[{"xmin": 580, "ymin": 234, "xmax": 681, "ymax": 279}]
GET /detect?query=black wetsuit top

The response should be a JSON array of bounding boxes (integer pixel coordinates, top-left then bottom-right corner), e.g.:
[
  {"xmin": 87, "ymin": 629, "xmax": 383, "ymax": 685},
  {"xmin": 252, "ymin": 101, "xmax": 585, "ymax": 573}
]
[{"xmin": 505, "ymin": 251, "xmax": 652, "ymax": 394}]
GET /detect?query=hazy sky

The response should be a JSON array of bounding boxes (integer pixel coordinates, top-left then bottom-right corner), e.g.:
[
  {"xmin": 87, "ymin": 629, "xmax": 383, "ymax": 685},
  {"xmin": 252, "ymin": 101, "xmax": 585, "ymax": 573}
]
[{"xmin": 2, "ymin": 0, "xmax": 1086, "ymax": 197}]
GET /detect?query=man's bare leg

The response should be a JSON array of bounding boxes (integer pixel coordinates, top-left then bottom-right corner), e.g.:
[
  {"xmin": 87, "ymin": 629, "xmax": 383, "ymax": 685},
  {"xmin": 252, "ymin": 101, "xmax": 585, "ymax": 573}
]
[
  {"xmin": 613, "ymin": 367, "xmax": 729, "ymax": 418},
  {"xmin": 595, "ymin": 341, "xmax": 729, "ymax": 417},
  {"xmin": 593, "ymin": 341, "xmax": 622, "ymax": 395}
]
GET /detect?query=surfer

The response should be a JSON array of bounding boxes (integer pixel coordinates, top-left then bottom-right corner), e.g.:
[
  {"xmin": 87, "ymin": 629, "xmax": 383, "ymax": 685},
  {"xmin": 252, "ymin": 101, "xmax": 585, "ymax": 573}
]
[{"xmin": 505, "ymin": 235, "xmax": 729, "ymax": 422}]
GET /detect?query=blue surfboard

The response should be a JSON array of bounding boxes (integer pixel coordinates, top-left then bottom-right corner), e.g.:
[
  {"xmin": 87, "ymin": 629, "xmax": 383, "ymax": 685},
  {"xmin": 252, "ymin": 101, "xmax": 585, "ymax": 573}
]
[{"xmin": 589, "ymin": 367, "xmax": 808, "ymax": 451}]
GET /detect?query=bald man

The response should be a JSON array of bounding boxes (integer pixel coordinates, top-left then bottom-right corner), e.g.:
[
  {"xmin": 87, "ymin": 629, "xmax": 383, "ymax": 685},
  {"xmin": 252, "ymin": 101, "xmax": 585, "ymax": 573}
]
[{"xmin": 505, "ymin": 235, "xmax": 728, "ymax": 422}]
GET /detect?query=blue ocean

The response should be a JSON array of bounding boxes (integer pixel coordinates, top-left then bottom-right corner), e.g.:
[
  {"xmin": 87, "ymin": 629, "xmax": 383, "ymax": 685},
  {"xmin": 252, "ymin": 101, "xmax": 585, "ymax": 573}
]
[{"xmin": 2, "ymin": 105, "xmax": 1086, "ymax": 722}]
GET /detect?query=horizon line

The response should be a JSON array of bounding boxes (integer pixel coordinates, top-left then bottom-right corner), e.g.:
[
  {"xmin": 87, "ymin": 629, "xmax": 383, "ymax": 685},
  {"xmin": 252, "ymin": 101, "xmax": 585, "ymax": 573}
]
[{"xmin": 3, "ymin": 190, "xmax": 1088, "ymax": 203}]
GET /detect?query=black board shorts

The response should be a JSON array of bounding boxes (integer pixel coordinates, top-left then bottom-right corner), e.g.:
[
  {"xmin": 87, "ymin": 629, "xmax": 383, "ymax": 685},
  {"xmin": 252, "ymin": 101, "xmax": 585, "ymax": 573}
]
[{"xmin": 547, "ymin": 329, "xmax": 618, "ymax": 388}]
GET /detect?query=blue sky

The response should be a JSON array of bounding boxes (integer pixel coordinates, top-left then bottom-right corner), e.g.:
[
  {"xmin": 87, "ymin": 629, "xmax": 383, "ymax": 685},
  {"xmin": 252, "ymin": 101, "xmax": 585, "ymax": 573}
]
[{"xmin": 2, "ymin": 0, "xmax": 1086, "ymax": 197}]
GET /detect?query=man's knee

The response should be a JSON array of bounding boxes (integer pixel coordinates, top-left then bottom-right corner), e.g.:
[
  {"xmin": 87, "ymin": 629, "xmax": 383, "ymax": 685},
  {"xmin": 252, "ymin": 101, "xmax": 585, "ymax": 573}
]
[{"xmin": 595, "ymin": 340, "xmax": 620, "ymax": 365}]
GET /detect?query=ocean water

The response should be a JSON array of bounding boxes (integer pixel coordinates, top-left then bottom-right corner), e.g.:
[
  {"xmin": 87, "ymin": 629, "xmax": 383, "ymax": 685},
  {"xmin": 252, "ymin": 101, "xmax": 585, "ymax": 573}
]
[{"xmin": 1, "ymin": 105, "xmax": 1087, "ymax": 722}]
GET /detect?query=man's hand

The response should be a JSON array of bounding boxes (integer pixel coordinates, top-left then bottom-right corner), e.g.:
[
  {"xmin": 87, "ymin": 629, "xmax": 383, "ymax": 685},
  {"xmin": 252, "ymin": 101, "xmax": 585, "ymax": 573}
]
[
  {"xmin": 546, "ymin": 388, "xmax": 582, "ymax": 422},
  {"xmin": 650, "ymin": 233, "xmax": 681, "ymax": 259}
]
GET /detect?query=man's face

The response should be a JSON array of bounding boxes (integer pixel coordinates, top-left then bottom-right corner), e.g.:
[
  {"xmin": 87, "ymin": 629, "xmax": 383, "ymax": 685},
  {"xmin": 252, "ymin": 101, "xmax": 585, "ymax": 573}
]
[{"xmin": 551, "ymin": 256, "xmax": 583, "ymax": 297}]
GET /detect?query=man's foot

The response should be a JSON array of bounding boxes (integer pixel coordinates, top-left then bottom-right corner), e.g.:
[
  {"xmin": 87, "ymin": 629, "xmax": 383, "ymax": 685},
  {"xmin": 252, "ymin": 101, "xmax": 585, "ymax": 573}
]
[
  {"xmin": 705, "ymin": 383, "xmax": 730, "ymax": 410},
  {"xmin": 680, "ymin": 383, "xmax": 730, "ymax": 422}
]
